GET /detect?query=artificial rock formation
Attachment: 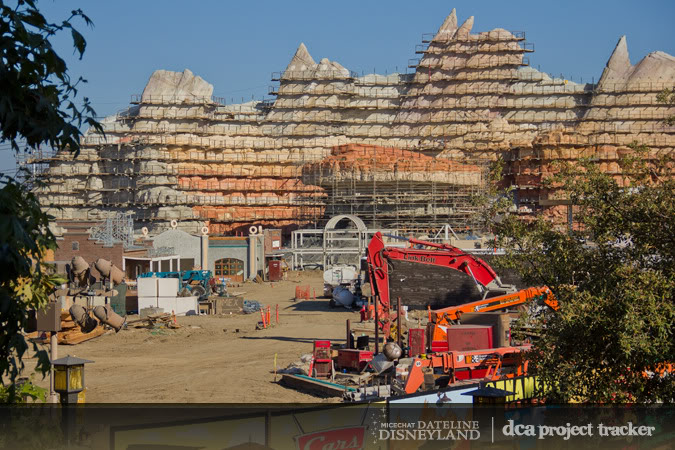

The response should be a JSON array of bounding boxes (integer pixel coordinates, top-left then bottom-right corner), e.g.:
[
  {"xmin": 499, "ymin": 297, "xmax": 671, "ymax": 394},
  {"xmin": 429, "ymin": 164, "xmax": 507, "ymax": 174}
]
[
  {"xmin": 302, "ymin": 144, "xmax": 483, "ymax": 227},
  {"xmin": 31, "ymin": 10, "xmax": 675, "ymax": 235}
]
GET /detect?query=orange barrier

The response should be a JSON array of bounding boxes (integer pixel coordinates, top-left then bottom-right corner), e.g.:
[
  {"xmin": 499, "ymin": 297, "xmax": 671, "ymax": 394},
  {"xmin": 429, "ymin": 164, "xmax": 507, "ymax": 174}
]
[{"xmin": 295, "ymin": 285, "xmax": 311, "ymax": 300}]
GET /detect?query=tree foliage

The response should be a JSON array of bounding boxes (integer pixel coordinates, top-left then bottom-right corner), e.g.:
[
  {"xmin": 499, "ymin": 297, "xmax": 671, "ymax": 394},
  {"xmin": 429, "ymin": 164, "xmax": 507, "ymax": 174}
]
[
  {"xmin": 0, "ymin": 176, "xmax": 64, "ymax": 401},
  {"xmin": 485, "ymin": 149, "xmax": 674, "ymax": 402},
  {"xmin": 656, "ymin": 87, "xmax": 675, "ymax": 125},
  {"xmin": 0, "ymin": 0, "xmax": 98, "ymax": 402},
  {"xmin": 0, "ymin": 0, "xmax": 101, "ymax": 154}
]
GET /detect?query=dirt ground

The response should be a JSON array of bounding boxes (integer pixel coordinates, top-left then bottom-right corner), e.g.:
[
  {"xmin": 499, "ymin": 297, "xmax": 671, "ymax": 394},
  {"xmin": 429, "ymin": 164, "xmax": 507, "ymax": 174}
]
[{"xmin": 23, "ymin": 271, "xmax": 358, "ymax": 403}]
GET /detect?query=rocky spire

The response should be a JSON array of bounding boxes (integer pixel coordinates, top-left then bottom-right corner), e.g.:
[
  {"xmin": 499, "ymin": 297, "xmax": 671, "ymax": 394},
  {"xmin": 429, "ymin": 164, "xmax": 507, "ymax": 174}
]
[
  {"xmin": 284, "ymin": 42, "xmax": 316, "ymax": 74},
  {"xmin": 141, "ymin": 69, "xmax": 213, "ymax": 102},
  {"xmin": 456, "ymin": 16, "xmax": 474, "ymax": 38},
  {"xmin": 607, "ymin": 36, "xmax": 631, "ymax": 72},
  {"xmin": 436, "ymin": 9, "xmax": 458, "ymax": 39},
  {"xmin": 598, "ymin": 36, "xmax": 632, "ymax": 84}
]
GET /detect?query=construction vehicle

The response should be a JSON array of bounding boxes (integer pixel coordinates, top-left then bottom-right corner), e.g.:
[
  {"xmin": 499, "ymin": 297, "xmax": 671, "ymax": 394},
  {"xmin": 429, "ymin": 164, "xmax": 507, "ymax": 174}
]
[
  {"xmin": 138, "ymin": 269, "xmax": 213, "ymax": 299},
  {"xmin": 429, "ymin": 286, "xmax": 559, "ymax": 350},
  {"xmin": 365, "ymin": 231, "xmax": 517, "ymax": 334},
  {"xmin": 398, "ymin": 345, "xmax": 531, "ymax": 394},
  {"xmin": 367, "ymin": 231, "xmax": 516, "ymax": 308}
]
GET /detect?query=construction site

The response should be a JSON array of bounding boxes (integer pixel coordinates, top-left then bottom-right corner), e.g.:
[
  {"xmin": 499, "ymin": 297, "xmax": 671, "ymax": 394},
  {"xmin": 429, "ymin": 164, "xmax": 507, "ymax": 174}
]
[
  {"xmin": 16, "ymin": 7, "xmax": 674, "ymax": 418},
  {"xmin": 18, "ymin": 9, "xmax": 673, "ymax": 237}
]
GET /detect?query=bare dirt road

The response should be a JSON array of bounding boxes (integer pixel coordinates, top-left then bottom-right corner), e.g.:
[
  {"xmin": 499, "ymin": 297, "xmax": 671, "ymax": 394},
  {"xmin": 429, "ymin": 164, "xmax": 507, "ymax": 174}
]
[{"xmin": 23, "ymin": 271, "xmax": 358, "ymax": 403}]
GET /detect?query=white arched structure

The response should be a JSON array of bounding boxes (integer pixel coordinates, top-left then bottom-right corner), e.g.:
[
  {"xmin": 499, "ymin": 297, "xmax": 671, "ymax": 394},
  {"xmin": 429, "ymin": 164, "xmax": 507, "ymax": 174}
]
[
  {"xmin": 290, "ymin": 214, "xmax": 399, "ymax": 270},
  {"xmin": 323, "ymin": 214, "xmax": 367, "ymax": 233},
  {"xmin": 322, "ymin": 215, "xmax": 369, "ymax": 269}
]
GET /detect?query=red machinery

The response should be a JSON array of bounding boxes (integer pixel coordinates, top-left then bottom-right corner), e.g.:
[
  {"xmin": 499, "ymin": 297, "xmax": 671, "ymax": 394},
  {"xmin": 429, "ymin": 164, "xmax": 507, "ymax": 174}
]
[
  {"xmin": 309, "ymin": 340, "xmax": 333, "ymax": 379},
  {"xmin": 367, "ymin": 232, "xmax": 516, "ymax": 307},
  {"xmin": 429, "ymin": 286, "xmax": 560, "ymax": 350},
  {"xmin": 366, "ymin": 232, "xmax": 516, "ymax": 333},
  {"xmin": 402, "ymin": 345, "xmax": 531, "ymax": 394}
]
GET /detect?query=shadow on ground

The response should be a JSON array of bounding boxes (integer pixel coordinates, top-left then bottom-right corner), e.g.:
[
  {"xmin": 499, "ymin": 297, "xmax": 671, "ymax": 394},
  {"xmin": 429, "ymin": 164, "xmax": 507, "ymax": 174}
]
[
  {"xmin": 283, "ymin": 300, "xmax": 350, "ymax": 312},
  {"xmin": 241, "ymin": 335, "xmax": 347, "ymax": 344}
]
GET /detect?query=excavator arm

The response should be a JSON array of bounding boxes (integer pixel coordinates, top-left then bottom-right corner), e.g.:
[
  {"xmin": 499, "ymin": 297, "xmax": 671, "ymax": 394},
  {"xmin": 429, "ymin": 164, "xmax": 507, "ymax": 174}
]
[
  {"xmin": 429, "ymin": 286, "xmax": 559, "ymax": 348},
  {"xmin": 366, "ymin": 231, "xmax": 516, "ymax": 311},
  {"xmin": 432, "ymin": 286, "xmax": 559, "ymax": 323}
]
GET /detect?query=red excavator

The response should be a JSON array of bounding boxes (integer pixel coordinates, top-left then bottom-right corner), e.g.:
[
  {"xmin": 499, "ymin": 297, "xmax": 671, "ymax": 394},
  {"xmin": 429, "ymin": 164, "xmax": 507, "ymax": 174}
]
[
  {"xmin": 366, "ymin": 231, "xmax": 516, "ymax": 312},
  {"xmin": 365, "ymin": 232, "xmax": 559, "ymax": 343}
]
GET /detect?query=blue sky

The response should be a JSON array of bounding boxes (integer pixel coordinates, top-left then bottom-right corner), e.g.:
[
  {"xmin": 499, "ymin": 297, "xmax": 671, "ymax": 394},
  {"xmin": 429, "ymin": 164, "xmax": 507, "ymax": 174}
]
[{"xmin": 2, "ymin": 0, "xmax": 674, "ymax": 174}]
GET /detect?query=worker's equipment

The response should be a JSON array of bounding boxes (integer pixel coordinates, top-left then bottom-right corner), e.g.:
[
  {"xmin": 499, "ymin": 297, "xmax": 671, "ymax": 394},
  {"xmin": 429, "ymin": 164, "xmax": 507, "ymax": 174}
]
[
  {"xmin": 337, "ymin": 349, "xmax": 373, "ymax": 372},
  {"xmin": 309, "ymin": 340, "xmax": 333, "ymax": 379},
  {"xmin": 138, "ymin": 270, "xmax": 213, "ymax": 300},
  {"xmin": 93, "ymin": 305, "xmax": 126, "ymax": 332},
  {"xmin": 93, "ymin": 258, "xmax": 124, "ymax": 285},
  {"xmin": 429, "ymin": 286, "xmax": 559, "ymax": 351},
  {"xmin": 69, "ymin": 305, "xmax": 98, "ymax": 333},
  {"xmin": 401, "ymin": 345, "xmax": 530, "ymax": 394},
  {"xmin": 69, "ymin": 256, "xmax": 92, "ymax": 288},
  {"xmin": 365, "ymin": 231, "xmax": 516, "ymax": 336}
]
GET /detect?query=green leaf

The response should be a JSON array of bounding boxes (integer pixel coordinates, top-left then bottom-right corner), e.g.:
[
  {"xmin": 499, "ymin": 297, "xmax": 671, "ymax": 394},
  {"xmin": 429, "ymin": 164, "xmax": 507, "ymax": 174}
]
[{"xmin": 70, "ymin": 28, "xmax": 86, "ymax": 57}]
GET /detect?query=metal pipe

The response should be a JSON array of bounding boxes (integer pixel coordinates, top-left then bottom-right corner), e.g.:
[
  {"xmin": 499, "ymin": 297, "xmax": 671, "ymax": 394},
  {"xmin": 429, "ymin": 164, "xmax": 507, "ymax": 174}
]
[
  {"xmin": 346, "ymin": 319, "xmax": 351, "ymax": 349},
  {"xmin": 200, "ymin": 234, "xmax": 208, "ymax": 271},
  {"xmin": 397, "ymin": 297, "xmax": 402, "ymax": 350},
  {"xmin": 49, "ymin": 332, "xmax": 58, "ymax": 404},
  {"xmin": 374, "ymin": 296, "xmax": 379, "ymax": 355}
]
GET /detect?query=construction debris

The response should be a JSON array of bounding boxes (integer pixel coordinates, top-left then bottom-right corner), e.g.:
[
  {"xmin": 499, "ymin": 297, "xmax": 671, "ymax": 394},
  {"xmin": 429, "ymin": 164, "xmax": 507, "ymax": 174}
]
[
  {"xmin": 278, "ymin": 353, "xmax": 313, "ymax": 376},
  {"xmin": 30, "ymin": 312, "xmax": 108, "ymax": 346},
  {"xmin": 242, "ymin": 300, "xmax": 262, "ymax": 314},
  {"xmin": 126, "ymin": 313, "xmax": 181, "ymax": 329}
]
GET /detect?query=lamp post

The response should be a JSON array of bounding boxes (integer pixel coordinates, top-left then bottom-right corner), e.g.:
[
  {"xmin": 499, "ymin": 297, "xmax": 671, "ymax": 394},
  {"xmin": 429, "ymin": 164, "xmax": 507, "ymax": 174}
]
[
  {"xmin": 462, "ymin": 386, "xmax": 515, "ymax": 405},
  {"xmin": 52, "ymin": 355, "xmax": 93, "ymax": 404},
  {"xmin": 463, "ymin": 385, "xmax": 516, "ymax": 443},
  {"xmin": 35, "ymin": 302, "xmax": 61, "ymax": 404}
]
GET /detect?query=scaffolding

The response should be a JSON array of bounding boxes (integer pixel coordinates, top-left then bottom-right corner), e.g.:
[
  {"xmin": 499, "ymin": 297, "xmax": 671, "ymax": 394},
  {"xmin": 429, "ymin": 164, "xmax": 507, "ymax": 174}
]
[
  {"xmin": 89, "ymin": 212, "xmax": 135, "ymax": 248},
  {"xmin": 25, "ymin": 13, "xmax": 675, "ymax": 236}
]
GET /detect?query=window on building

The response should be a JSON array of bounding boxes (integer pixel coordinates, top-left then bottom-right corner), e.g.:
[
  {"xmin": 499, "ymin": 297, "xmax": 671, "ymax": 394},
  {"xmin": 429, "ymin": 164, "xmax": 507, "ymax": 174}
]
[
  {"xmin": 180, "ymin": 258, "xmax": 195, "ymax": 271},
  {"xmin": 72, "ymin": 241, "xmax": 79, "ymax": 251},
  {"xmin": 214, "ymin": 258, "xmax": 244, "ymax": 282}
]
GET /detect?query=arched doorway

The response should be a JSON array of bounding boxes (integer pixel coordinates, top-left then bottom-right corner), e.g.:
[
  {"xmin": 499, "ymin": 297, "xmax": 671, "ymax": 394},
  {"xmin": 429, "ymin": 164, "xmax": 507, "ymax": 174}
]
[
  {"xmin": 214, "ymin": 258, "xmax": 245, "ymax": 282},
  {"xmin": 322, "ymin": 214, "xmax": 368, "ymax": 269}
]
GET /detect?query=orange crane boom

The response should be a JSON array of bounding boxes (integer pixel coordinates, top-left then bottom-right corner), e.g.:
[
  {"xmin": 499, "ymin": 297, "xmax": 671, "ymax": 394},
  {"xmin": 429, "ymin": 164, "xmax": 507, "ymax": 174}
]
[{"xmin": 430, "ymin": 286, "xmax": 559, "ymax": 348}]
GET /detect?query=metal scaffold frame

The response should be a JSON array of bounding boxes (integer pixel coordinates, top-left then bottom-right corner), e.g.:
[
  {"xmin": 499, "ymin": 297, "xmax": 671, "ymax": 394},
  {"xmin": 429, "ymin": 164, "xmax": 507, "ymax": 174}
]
[
  {"xmin": 89, "ymin": 212, "xmax": 135, "ymax": 248},
  {"xmin": 24, "ymin": 17, "xmax": 675, "ymax": 235}
]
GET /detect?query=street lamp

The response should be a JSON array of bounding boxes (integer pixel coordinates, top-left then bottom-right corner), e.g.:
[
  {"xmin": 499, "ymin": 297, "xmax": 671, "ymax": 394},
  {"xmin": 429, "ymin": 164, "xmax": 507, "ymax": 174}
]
[{"xmin": 52, "ymin": 355, "xmax": 93, "ymax": 404}]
